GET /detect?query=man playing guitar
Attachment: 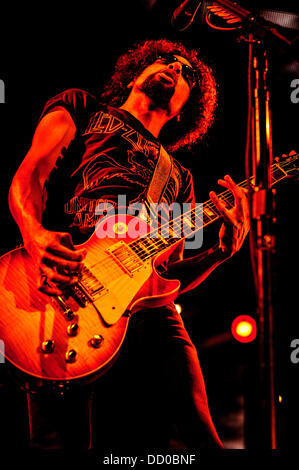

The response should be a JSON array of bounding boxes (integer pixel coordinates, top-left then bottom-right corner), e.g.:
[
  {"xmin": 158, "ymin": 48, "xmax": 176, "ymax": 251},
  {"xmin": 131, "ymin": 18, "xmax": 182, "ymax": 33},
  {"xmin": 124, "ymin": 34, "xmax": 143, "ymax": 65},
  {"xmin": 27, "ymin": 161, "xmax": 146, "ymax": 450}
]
[{"xmin": 8, "ymin": 39, "xmax": 249, "ymax": 449}]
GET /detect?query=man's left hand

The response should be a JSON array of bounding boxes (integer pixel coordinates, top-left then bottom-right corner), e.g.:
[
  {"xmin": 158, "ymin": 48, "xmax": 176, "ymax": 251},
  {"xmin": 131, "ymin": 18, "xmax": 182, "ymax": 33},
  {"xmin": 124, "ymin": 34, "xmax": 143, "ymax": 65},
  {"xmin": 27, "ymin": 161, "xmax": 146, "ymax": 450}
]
[{"xmin": 209, "ymin": 175, "xmax": 250, "ymax": 258}]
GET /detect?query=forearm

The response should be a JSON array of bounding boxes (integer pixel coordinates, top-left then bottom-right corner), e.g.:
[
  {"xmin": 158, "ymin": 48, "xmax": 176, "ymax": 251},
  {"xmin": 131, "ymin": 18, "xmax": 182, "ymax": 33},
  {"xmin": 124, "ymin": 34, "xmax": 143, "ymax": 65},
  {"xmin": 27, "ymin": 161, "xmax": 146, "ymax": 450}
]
[
  {"xmin": 9, "ymin": 168, "xmax": 46, "ymax": 245},
  {"xmin": 8, "ymin": 108, "xmax": 76, "ymax": 246},
  {"xmin": 165, "ymin": 243, "xmax": 228, "ymax": 295}
]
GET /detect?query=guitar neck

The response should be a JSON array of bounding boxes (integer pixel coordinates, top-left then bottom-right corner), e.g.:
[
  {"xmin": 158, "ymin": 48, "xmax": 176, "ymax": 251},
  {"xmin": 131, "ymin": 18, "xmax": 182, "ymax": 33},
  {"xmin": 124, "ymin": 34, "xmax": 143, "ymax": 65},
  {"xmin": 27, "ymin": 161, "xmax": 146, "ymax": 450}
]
[
  {"xmin": 200, "ymin": 160, "xmax": 292, "ymax": 229},
  {"xmin": 128, "ymin": 155, "xmax": 298, "ymax": 261}
]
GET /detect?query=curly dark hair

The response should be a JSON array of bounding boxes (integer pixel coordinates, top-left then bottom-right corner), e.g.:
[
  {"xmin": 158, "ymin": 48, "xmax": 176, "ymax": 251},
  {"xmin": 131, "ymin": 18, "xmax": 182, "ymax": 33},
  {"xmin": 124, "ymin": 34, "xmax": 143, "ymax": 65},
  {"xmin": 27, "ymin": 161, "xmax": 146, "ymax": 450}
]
[{"xmin": 100, "ymin": 38, "xmax": 217, "ymax": 153}]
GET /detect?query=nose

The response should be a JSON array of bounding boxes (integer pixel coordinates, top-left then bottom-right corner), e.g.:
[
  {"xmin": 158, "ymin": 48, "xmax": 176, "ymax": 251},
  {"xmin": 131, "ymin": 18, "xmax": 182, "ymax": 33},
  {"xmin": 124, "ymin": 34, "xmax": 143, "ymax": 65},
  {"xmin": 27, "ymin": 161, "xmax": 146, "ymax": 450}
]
[{"xmin": 167, "ymin": 61, "xmax": 182, "ymax": 75}]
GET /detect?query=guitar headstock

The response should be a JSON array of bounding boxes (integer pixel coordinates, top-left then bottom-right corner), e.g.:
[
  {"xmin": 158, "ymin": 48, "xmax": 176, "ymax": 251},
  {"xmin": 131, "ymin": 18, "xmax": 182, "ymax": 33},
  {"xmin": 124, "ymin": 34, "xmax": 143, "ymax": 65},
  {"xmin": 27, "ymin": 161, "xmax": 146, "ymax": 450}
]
[{"xmin": 274, "ymin": 150, "xmax": 299, "ymax": 180}]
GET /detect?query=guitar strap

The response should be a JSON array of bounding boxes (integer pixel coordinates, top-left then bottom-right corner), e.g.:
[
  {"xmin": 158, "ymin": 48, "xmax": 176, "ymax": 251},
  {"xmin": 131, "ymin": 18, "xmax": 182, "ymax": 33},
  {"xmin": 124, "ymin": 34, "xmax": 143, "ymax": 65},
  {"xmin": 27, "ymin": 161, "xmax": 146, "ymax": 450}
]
[{"xmin": 145, "ymin": 145, "xmax": 173, "ymax": 205}]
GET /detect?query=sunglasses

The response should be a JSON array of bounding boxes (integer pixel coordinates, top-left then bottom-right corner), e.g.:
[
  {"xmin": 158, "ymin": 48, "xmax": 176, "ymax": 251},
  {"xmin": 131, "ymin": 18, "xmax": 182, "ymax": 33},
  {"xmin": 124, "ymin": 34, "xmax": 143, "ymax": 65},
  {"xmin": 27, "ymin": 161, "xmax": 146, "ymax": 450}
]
[{"xmin": 155, "ymin": 53, "xmax": 197, "ymax": 89}]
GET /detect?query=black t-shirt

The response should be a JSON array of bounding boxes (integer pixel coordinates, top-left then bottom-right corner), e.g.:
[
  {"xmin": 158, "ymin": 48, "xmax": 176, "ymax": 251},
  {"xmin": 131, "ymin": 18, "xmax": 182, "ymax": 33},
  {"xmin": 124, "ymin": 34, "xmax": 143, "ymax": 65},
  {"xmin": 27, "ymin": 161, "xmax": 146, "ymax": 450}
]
[{"xmin": 40, "ymin": 89, "xmax": 195, "ymax": 243}]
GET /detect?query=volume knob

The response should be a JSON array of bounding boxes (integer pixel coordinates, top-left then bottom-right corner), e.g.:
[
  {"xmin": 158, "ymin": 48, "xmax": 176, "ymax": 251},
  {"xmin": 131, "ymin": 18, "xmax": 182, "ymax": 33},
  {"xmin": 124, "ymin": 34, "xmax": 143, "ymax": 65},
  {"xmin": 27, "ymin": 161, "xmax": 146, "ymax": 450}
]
[
  {"xmin": 41, "ymin": 340, "xmax": 55, "ymax": 353},
  {"xmin": 65, "ymin": 349, "xmax": 77, "ymax": 363},
  {"xmin": 67, "ymin": 323, "xmax": 79, "ymax": 337},
  {"xmin": 90, "ymin": 334, "xmax": 104, "ymax": 348}
]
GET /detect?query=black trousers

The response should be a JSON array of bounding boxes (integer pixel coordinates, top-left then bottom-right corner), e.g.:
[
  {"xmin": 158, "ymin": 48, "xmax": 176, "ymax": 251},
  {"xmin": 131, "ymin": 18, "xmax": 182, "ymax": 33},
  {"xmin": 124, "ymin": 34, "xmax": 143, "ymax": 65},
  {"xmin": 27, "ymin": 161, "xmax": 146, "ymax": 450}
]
[{"xmin": 26, "ymin": 305, "xmax": 223, "ymax": 449}]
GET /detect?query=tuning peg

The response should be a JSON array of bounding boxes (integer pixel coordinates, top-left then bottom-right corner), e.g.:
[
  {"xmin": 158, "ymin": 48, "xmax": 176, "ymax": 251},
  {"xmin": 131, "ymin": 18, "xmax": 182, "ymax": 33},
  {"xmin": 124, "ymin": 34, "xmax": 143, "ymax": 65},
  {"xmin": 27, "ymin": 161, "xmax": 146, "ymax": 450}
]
[{"xmin": 289, "ymin": 150, "xmax": 297, "ymax": 156}]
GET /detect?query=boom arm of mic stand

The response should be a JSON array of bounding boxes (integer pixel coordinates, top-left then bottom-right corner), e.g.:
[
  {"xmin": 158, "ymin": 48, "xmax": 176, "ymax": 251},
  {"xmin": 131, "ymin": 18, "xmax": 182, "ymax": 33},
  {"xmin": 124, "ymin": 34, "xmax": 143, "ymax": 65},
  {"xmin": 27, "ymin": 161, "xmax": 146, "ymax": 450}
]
[{"xmin": 207, "ymin": 0, "xmax": 293, "ymax": 50}]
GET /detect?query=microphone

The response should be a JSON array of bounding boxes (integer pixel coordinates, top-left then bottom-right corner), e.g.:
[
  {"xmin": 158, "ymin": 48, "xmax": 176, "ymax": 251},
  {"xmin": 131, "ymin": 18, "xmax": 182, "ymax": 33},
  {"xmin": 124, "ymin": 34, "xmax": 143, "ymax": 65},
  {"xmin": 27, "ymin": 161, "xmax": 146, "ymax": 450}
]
[{"xmin": 171, "ymin": 0, "xmax": 203, "ymax": 31}]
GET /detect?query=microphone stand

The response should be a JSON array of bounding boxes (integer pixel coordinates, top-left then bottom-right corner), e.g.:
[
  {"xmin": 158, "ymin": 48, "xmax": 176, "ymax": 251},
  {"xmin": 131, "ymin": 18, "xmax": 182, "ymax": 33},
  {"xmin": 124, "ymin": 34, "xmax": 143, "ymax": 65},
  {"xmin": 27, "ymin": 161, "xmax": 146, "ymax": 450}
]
[
  {"xmin": 177, "ymin": 0, "xmax": 294, "ymax": 449},
  {"xmin": 206, "ymin": 1, "xmax": 293, "ymax": 449},
  {"xmin": 245, "ymin": 33, "xmax": 277, "ymax": 450}
]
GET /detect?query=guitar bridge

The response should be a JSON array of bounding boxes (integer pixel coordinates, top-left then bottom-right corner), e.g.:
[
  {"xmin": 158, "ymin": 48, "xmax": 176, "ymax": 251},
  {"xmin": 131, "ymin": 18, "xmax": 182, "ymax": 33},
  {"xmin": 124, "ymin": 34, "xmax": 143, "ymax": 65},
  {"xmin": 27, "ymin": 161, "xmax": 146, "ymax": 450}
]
[
  {"xmin": 69, "ymin": 283, "xmax": 88, "ymax": 307},
  {"xmin": 77, "ymin": 265, "xmax": 107, "ymax": 300}
]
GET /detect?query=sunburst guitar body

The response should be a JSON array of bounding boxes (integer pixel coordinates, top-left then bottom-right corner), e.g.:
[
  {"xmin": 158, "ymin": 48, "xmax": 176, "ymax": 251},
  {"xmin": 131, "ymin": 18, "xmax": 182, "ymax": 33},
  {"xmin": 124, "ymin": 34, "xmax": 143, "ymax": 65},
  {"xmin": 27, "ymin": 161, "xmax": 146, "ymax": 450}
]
[{"xmin": 0, "ymin": 213, "xmax": 182, "ymax": 389}]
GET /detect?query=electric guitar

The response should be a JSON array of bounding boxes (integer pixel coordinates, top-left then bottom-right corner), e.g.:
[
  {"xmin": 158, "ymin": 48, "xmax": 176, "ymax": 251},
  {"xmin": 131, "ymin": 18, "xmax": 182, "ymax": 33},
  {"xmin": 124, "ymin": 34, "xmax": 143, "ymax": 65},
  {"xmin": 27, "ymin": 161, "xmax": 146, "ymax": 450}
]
[{"xmin": 0, "ymin": 151, "xmax": 298, "ymax": 389}]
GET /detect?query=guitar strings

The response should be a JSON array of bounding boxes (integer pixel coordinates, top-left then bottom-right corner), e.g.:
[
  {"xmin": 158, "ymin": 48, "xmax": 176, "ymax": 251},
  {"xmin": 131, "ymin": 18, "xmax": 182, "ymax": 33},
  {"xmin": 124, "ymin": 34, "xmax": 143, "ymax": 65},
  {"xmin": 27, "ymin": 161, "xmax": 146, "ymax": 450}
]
[
  {"xmin": 88, "ymin": 156, "xmax": 298, "ymax": 268},
  {"xmin": 68, "ymin": 156, "xmax": 298, "ymax": 301},
  {"xmin": 115, "ymin": 160, "xmax": 296, "ymax": 263},
  {"xmin": 127, "ymin": 160, "xmax": 297, "ymax": 260},
  {"xmin": 93, "ymin": 161, "xmax": 294, "ymax": 264},
  {"xmin": 129, "ymin": 175, "xmax": 259, "ymax": 256}
]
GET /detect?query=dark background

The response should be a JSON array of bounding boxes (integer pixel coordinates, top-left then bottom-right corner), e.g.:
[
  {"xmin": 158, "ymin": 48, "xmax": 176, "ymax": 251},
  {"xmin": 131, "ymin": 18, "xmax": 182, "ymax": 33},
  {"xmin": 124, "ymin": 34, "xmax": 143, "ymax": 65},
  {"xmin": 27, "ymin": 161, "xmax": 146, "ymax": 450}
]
[{"xmin": 0, "ymin": 0, "xmax": 298, "ymax": 453}]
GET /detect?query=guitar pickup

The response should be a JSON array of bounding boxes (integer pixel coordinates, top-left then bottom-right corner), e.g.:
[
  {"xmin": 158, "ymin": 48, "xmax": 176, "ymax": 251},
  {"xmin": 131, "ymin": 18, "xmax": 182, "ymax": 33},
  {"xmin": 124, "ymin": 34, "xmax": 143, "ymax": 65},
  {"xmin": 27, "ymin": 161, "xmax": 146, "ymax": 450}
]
[{"xmin": 107, "ymin": 241, "xmax": 143, "ymax": 277}]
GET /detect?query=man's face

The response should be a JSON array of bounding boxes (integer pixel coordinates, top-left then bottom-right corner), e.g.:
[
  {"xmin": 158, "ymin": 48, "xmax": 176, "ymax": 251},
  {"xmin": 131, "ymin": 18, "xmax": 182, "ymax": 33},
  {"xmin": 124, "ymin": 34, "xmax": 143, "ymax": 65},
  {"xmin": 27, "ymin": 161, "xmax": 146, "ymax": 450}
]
[{"xmin": 130, "ymin": 54, "xmax": 195, "ymax": 117}]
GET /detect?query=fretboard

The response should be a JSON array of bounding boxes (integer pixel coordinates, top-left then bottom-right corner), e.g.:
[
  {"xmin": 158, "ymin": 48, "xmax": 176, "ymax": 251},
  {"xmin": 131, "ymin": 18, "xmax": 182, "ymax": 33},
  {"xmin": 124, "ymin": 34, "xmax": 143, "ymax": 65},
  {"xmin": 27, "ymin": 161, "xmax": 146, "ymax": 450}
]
[{"xmin": 128, "ymin": 157, "xmax": 297, "ymax": 262}]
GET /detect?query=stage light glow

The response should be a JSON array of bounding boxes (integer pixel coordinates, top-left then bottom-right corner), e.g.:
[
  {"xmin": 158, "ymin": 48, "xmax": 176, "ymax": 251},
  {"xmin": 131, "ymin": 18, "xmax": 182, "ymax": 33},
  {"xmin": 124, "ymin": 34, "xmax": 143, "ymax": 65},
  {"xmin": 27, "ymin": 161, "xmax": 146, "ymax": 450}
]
[
  {"xmin": 231, "ymin": 315, "xmax": 257, "ymax": 343},
  {"xmin": 236, "ymin": 321, "xmax": 252, "ymax": 337}
]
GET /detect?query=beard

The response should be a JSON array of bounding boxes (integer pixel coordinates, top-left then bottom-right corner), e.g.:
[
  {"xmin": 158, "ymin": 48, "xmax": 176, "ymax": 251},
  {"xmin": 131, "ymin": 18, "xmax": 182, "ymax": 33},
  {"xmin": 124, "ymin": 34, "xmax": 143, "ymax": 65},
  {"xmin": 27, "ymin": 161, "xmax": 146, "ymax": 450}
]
[{"xmin": 139, "ymin": 73, "xmax": 175, "ymax": 112}]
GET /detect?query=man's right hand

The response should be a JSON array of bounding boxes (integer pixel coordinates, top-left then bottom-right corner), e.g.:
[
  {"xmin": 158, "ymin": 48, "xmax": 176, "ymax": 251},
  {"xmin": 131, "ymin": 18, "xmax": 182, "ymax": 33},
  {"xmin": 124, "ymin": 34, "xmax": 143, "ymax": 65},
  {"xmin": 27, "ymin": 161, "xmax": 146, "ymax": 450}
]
[
  {"xmin": 8, "ymin": 108, "xmax": 80, "ymax": 296},
  {"xmin": 24, "ymin": 228, "xmax": 87, "ymax": 296}
]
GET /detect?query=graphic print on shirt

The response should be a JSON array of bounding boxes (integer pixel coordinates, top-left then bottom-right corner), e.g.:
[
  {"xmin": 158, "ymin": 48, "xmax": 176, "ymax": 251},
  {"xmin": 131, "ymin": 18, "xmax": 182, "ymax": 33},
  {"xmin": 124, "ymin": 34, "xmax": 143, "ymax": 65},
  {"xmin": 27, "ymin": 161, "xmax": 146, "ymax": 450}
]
[
  {"xmin": 78, "ymin": 150, "xmax": 154, "ymax": 196},
  {"xmin": 83, "ymin": 110, "xmax": 158, "ymax": 157},
  {"xmin": 64, "ymin": 108, "xmax": 181, "ymax": 232}
]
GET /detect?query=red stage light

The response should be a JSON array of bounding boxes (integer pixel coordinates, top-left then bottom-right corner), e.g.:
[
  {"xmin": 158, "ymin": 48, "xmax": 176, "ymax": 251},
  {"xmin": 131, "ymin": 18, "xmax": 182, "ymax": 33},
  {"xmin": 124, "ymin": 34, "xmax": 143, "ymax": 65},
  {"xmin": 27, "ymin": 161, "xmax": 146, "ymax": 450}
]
[{"xmin": 231, "ymin": 315, "xmax": 257, "ymax": 343}]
